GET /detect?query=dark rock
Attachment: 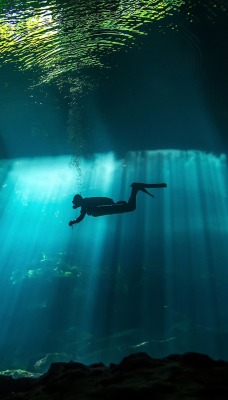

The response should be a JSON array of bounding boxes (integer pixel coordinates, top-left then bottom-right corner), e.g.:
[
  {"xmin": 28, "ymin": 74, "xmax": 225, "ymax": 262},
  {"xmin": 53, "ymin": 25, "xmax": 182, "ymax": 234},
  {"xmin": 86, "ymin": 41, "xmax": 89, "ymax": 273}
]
[
  {"xmin": 180, "ymin": 352, "xmax": 215, "ymax": 367},
  {"xmin": 1, "ymin": 352, "xmax": 228, "ymax": 399}
]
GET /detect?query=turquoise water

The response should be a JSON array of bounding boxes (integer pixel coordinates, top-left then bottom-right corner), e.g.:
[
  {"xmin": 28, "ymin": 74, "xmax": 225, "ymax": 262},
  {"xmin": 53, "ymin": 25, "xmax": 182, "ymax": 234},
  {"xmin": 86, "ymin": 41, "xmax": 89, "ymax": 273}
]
[{"xmin": 0, "ymin": 1, "xmax": 228, "ymax": 374}]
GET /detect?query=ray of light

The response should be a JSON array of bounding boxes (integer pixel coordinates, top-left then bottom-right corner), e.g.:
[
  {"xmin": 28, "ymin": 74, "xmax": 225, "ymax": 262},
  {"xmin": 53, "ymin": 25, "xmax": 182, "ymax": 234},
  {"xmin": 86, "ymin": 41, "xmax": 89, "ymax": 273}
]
[{"xmin": 0, "ymin": 149, "xmax": 228, "ymax": 370}]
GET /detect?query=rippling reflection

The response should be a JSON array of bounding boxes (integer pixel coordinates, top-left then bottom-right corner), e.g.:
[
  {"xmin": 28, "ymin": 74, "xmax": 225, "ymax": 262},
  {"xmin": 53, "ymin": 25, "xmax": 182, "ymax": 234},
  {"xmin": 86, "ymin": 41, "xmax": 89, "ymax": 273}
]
[
  {"xmin": 0, "ymin": 0, "xmax": 227, "ymax": 94},
  {"xmin": 0, "ymin": 0, "xmax": 185, "ymax": 91},
  {"xmin": 0, "ymin": 0, "xmax": 227, "ymax": 93}
]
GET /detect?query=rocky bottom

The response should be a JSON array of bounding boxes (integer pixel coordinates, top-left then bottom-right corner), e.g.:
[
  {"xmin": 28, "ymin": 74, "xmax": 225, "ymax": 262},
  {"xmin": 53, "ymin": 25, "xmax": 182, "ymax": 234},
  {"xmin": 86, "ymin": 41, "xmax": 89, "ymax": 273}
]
[{"xmin": 1, "ymin": 352, "xmax": 228, "ymax": 399}]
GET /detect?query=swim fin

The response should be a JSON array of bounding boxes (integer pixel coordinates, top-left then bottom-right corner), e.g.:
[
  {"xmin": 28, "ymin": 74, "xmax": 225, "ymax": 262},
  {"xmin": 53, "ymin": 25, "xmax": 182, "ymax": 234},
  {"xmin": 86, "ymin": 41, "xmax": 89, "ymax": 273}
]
[{"xmin": 131, "ymin": 182, "xmax": 167, "ymax": 198}]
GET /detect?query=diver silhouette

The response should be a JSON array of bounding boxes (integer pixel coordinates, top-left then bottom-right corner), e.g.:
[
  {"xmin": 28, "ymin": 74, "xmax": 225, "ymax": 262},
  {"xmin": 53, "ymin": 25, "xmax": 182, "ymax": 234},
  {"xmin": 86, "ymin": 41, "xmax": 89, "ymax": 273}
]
[{"xmin": 69, "ymin": 182, "xmax": 167, "ymax": 226}]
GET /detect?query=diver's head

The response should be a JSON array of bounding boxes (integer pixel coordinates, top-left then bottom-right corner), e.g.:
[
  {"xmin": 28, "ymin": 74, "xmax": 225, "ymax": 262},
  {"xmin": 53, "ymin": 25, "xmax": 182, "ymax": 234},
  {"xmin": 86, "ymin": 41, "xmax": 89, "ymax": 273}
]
[{"xmin": 72, "ymin": 194, "xmax": 83, "ymax": 209}]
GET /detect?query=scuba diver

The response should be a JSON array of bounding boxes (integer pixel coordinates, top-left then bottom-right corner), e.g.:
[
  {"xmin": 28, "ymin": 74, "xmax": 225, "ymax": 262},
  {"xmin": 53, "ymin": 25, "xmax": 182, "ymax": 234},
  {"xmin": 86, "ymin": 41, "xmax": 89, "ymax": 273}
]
[{"xmin": 69, "ymin": 182, "xmax": 167, "ymax": 226}]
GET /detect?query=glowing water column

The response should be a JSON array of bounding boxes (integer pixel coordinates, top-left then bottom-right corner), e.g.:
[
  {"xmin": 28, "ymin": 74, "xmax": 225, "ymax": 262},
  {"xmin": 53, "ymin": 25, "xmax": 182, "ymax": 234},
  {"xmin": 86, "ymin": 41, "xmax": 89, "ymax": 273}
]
[{"xmin": 0, "ymin": 149, "xmax": 227, "ymax": 362}]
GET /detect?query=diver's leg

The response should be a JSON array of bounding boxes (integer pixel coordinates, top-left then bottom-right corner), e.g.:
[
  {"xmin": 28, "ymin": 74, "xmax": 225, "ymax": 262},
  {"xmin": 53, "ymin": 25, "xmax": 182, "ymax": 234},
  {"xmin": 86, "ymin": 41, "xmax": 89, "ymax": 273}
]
[
  {"xmin": 126, "ymin": 182, "xmax": 167, "ymax": 210},
  {"xmin": 126, "ymin": 186, "xmax": 138, "ymax": 211}
]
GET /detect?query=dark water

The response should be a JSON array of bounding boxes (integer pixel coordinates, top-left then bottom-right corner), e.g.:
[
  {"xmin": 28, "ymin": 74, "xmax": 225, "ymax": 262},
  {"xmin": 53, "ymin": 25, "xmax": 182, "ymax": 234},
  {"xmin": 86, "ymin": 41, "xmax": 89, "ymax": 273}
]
[{"xmin": 0, "ymin": 0, "xmax": 228, "ymax": 376}]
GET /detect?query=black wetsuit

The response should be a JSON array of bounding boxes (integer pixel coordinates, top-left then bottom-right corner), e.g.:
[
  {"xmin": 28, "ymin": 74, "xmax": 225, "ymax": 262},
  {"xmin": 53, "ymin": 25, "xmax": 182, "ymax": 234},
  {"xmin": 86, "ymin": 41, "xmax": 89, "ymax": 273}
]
[{"xmin": 70, "ymin": 183, "xmax": 167, "ymax": 225}]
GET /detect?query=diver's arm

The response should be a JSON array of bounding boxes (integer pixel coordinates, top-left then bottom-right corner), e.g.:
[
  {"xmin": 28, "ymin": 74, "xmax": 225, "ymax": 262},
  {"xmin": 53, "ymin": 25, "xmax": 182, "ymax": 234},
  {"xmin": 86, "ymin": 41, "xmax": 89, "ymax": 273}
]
[{"xmin": 69, "ymin": 208, "xmax": 86, "ymax": 226}]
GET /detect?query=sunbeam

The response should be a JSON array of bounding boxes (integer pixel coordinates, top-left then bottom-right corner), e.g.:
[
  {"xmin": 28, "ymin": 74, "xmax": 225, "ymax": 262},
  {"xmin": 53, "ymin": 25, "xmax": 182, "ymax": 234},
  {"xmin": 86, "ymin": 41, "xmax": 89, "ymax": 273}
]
[{"xmin": 0, "ymin": 150, "xmax": 227, "ymax": 369}]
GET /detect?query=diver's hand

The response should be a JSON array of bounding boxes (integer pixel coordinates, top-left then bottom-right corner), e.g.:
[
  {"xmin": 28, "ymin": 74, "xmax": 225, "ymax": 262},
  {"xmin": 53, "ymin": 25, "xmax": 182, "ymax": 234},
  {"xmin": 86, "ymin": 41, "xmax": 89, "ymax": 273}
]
[{"xmin": 69, "ymin": 220, "xmax": 75, "ymax": 227}]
